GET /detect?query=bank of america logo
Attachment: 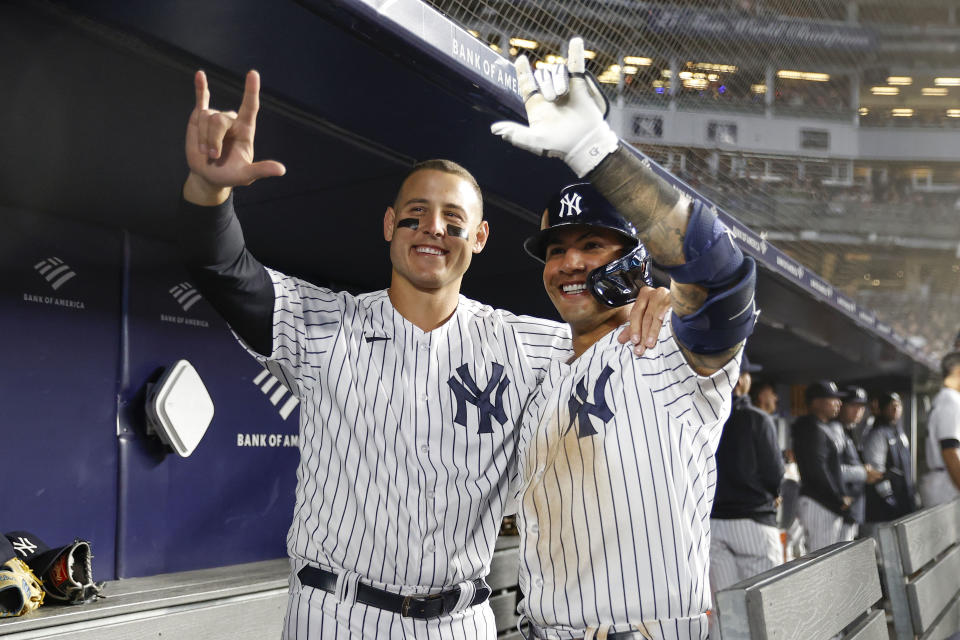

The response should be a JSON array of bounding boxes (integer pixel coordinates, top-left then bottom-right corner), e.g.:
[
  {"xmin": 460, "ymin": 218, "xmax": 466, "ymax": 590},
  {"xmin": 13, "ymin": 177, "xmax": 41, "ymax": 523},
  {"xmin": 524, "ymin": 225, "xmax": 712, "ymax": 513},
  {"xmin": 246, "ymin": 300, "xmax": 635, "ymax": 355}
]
[
  {"xmin": 34, "ymin": 257, "xmax": 76, "ymax": 290},
  {"xmin": 253, "ymin": 368, "xmax": 299, "ymax": 420},
  {"xmin": 169, "ymin": 282, "xmax": 202, "ymax": 312}
]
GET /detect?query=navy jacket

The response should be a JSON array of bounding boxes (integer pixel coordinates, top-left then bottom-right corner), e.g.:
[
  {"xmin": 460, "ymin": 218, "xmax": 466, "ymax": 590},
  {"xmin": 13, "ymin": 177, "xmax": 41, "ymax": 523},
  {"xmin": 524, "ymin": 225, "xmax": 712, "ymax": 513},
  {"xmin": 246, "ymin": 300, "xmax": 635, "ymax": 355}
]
[
  {"xmin": 863, "ymin": 420, "xmax": 916, "ymax": 522},
  {"xmin": 792, "ymin": 414, "xmax": 848, "ymax": 515},
  {"xmin": 711, "ymin": 395, "xmax": 784, "ymax": 526}
]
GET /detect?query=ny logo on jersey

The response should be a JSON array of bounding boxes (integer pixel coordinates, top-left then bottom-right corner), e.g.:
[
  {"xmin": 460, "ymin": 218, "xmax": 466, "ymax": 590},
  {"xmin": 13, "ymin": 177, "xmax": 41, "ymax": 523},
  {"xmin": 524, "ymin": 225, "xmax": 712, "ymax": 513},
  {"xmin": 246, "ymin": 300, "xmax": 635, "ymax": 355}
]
[
  {"xmin": 558, "ymin": 192, "xmax": 582, "ymax": 218},
  {"xmin": 566, "ymin": 365, "xmax": 615, "ymax": 438},
  {"xmin": 447, "ymin": 363, "xmax": 511, "ymax": 434}
]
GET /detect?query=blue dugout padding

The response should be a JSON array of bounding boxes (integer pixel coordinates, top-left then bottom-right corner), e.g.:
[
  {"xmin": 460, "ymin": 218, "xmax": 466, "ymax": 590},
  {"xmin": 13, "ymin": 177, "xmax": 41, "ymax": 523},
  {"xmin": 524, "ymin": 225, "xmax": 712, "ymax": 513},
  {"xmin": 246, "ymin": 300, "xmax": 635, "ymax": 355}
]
[
  {"xmin": 0, "ymin": 206, "xmax": 121, "ymax": 580},
  {"xmin": 116, "ymin": 234, "xmax": 298, "ymax": 578}
]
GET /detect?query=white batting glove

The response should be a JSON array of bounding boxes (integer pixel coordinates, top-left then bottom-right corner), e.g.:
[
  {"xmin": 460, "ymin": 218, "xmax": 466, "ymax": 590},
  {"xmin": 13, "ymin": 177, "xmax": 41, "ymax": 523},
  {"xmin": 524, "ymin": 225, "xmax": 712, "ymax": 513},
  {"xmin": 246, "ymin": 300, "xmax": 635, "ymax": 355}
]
[{"xmin": 491, "ymin": 38, "xmax": 619, "ymax": 178}]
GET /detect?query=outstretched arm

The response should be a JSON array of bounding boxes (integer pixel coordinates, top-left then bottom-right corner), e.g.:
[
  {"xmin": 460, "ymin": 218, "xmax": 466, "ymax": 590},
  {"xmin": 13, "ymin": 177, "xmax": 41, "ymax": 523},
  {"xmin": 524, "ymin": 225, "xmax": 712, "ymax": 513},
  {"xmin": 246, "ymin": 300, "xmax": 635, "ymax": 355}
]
[{"xmin": 492, "ymin": 39, "xmax": 755, "ymax": 374}]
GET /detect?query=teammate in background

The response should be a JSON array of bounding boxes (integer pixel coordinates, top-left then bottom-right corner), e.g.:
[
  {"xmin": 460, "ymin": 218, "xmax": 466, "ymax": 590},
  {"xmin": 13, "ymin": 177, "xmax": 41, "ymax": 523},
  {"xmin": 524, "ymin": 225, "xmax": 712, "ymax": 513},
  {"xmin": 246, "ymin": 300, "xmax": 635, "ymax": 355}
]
[
  {"xmin": 919, "ymin": 351, "xmax": 960, "ymax": 506},
  {"xmin": 791, "ymin": 381, "xmax": 851, "ymax": 552},
  {"xmin": 862, "ymin": 393, "xmax": 917, "ymax": 534},
  {"xmin": 709, "ymin": 355, "xmax": 784, "ymax": 602},
  {"xmin": 836, "ymin": 387, "xmax": 883, "ymax": 541},
  {"xmin": 177, "ymin": 70, "xmax": 671, "ymax": 639},
  {"xmin": 493, "ymin": 38, "xmax": 757, "ymax": 640},
  {"xmin": 749, "ymin": 380, "xmax": 778, "ymax": 416}
]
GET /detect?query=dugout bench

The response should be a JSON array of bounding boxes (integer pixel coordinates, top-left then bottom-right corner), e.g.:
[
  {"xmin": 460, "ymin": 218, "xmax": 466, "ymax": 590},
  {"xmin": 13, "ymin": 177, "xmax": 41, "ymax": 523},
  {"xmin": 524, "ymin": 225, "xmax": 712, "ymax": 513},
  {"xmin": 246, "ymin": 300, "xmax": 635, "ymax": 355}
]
[
  {"xmin": 0, "ymin": 537, "xmax": 524, "ymax": 639},
  {"xmin": 0, "ymin": 559, "xmax": 288, "ymax": 639},
  {"xmin": 876, "ymin": 498, "xmax": 960, "ymax": 640},
  {"xmin": 714, "ymin": 537, "xmax": 887, "ymax": 640}
]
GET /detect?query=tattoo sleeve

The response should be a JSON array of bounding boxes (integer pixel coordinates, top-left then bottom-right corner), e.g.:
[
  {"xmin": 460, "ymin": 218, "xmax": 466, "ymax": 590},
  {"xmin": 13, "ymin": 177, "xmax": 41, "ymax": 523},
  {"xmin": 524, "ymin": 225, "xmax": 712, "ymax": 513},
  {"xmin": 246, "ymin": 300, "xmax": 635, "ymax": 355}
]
[
  {"xmin": 589, "ymin": 146, "xmax": 708, "ymax": 320},
  {"xmin": 590, "ymin": 145, "xmax": 744, "ymax": 375}
]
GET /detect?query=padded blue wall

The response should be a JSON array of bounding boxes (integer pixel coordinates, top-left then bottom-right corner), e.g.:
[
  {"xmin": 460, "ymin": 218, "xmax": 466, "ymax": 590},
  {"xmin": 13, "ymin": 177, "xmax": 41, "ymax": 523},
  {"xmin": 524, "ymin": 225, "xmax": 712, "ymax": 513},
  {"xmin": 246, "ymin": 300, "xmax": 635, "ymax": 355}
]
[
  {"xmin": 0, "ymin": 206, "xmax": 121, "ymax": 580},
  {"xmin": 0, "ymin": 207, "xmax": 299, "ymax": 580},
  {"xmin": 117, "ymin": 234, "xmax": 298, "ymax": 578}
]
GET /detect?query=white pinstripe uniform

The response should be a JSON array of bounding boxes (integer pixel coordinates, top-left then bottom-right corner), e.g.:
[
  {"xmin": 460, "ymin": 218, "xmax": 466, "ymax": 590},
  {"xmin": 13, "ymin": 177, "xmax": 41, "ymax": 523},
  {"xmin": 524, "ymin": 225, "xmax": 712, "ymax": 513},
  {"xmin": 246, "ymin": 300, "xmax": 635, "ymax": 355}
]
[
  {"xmin": 516, "ymin": 318, "xmax": 740, "ymax": 640},
  {"xmin": 920, "ymin": 387, "xmax": 960, "ymax": 507},
  {"xmin": 243, "ymin": 269, "xmax": 572, "ymax": 639}
]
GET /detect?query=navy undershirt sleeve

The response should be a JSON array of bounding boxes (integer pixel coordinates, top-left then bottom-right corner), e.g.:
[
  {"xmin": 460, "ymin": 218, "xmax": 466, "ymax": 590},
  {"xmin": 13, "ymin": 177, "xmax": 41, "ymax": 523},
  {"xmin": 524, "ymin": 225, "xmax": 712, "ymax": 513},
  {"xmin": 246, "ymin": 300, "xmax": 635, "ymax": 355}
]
[{"xmin": 177, "ymin": 194, "xmax": 274, "ymax": 356}]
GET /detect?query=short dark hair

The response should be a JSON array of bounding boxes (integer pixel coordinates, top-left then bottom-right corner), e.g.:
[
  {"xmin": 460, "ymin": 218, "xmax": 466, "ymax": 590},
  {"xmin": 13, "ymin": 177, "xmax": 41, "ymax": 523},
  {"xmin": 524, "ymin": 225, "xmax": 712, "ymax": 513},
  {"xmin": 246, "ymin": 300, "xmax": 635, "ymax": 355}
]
[
  {"xmin": 877, "ymin": 391, "xmax": 901, "ymax": 411},
  {"xmin": 942, "ymin": 351, "xmax": 960, "ymax": 379},
  {"xmin": 395, "ymin": 159, "xmax": 484, "ymax": 218},
  {"xmin": 749, "ymin": 380, "xmax": 774, "ymax": 403}
]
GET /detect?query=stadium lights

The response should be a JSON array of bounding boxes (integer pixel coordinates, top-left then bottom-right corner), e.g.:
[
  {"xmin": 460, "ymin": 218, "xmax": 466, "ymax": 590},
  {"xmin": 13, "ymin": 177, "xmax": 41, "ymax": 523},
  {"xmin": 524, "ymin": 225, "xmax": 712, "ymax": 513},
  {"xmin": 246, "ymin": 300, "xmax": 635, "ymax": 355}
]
[
  {"xmin": 922, "ymin": 87, "xmax": 949, "ymax": 96},
  {"xmin": 467, "ymin": 29, "xmax": 480, "ymax": 38},
  {"xmin": 661, "ymin": 69, "xmax": 672, "ymax": 78},
  {"xmin": 947, "ymin": 109, "xmax": 960, "ymax": 118},
  {"xmin": 777, "ymin": 70, "xmax": 830, "ymax": 82},
  {"xmin": 489, "ymin": 43, "xmax": 501, "ymax": 53},
  {"xmin": 598, "ymin": 64, "xmax": 621, "ymax": 84},
  {"xmin": 692, "ymin": 62, "xmax": 737, "ymax": 73},
  {"xmin": 683, "ymin": 78, "xmax": 709, "ymax": 89},
  {"xmin": 751, "ymin": 84, "xmax": 767, "ymax": 94},
  {"xmin": 509, "ymin": 37, "xmax": 538, "ymax": 49},
  {"xmin": 622, "ymin": 65, "xmax": 639, "ymax": 75},
  {"xmin": 934, "ymin": 77, "xmax": 960, "ymax": 86},
  {"xmin": 859, "ymin": 107, "xmax": 869, "ymax": 115},
  {"xmin": 870, "ymin": 86, "xmax": 899, "ymax": 95},
  {"xmin": 886, "ymin": 76, "xmax": 912, "ymax": 85},
  {"xmin": 678, "ymin": 71, "xmax": 693, "ymax": 79},
  {"xmin": 891, "ymin": 108, "xmax": 914, "ymax": 117},
  {"xmin": 623, "ymin": 56, "xmax": 652, "ymax": 66},
  {"xmin": 544, "ymin": 54, "xmax": 565, "ymax": 64},
  {"xmin": 583, "ymin": 50, "xmax": 597, "ymax": 59}
]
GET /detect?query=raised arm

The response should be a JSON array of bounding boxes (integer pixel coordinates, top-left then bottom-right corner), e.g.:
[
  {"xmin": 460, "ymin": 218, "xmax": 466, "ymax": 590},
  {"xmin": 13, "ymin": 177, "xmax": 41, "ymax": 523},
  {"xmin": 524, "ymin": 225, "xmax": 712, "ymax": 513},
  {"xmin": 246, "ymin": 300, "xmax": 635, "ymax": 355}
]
[
  {"xmin": 492, "ymin": 39, "xmax": 757, "ymax": 374},
  {"xmin": 178, "ymin": 70, "xmax": 286, "ymax": 356}
]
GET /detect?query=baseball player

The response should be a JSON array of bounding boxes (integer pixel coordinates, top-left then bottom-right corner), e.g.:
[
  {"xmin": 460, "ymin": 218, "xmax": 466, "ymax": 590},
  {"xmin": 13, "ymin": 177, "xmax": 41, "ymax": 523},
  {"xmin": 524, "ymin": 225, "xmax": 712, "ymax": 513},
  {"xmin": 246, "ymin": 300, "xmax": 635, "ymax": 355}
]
[
  {"xmin": 491, "ymin": 38, "xmax": 758, "ymax": 640},
  {"xmin": 178, "ymin": 69, "xmax": 670, "ymax": 639},
  {"xmin": 920, "ymin": 351, "xmax": 960, "ymax": 506},
  {"xmin": 709, "ymin": 355, "xmax": 784, "ymax": 600},
  {"xmin": 835, "ymin": 387, "xmax": 882, "ymax": 541},
  {"xmin": 791, "ymin": 381, "xmax": 851, "ymax": 552},
  {"xmin": 862, "ymin": 393, "xmax": 917, "ymax": 532}
]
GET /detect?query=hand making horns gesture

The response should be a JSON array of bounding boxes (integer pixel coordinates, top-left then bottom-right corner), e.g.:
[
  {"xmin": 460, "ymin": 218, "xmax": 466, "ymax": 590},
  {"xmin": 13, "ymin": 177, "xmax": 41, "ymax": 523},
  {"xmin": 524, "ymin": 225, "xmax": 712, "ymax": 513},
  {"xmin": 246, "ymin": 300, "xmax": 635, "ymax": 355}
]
[{"xmin": 183, "ymin": 70, "xmax": 286, "ymax": 205}]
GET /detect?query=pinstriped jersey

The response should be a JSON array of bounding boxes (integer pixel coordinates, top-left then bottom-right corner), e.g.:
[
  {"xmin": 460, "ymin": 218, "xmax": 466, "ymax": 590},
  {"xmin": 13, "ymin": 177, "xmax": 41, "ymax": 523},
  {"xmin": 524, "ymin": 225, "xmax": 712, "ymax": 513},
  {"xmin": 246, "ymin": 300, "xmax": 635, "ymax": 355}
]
[
  {"xmin": 516, "ymin": 318, "xmax": 740, "ymax": 640},
  {"xmin": 246, "ymin": 267, "xmax": 572, "ymax": 593}
]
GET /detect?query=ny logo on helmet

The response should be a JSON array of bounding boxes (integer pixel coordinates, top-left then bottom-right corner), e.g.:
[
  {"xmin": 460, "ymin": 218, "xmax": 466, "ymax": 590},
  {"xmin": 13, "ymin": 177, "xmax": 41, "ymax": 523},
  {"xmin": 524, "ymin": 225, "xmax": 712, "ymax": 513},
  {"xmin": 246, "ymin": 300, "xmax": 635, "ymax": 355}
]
[
  {"xmin": 448, "ymin": 363, "xmax": 511, "ymax": 434},
  {"xmin": 566, "ymin": 365, "xmax": 615, "ymax": 438},
  {"xmin": 558, "ymin": 192, "xmax": 582, "ymax": 218}
]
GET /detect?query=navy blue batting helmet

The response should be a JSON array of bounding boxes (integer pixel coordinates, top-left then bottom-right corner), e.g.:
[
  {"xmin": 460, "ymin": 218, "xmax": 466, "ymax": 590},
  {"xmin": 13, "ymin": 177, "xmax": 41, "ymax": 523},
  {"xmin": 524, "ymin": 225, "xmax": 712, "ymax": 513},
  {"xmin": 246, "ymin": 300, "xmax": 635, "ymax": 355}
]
[{"xmin": 524, "ymin": 183, "xmax": 652, "ymax": 307}]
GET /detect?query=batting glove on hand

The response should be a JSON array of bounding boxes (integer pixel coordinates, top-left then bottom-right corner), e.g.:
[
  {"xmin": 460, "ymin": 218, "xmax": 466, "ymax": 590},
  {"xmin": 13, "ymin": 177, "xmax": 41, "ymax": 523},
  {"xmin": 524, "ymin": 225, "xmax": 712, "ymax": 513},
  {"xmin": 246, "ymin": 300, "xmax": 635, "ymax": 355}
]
[{"xmin": 490, "ymin": 38, "xmax": 619, "ymax": 178}]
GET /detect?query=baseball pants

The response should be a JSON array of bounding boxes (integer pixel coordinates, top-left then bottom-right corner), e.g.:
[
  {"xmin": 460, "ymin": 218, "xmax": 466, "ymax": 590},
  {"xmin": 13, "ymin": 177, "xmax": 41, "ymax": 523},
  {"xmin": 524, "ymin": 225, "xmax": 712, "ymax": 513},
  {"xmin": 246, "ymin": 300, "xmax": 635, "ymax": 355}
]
[
  {"xmin": 709, "ymin": 518, "xmax": 782, "ymax": 593},
  {"xmin": 920, "ymin": 471, "xmax": 960, "ymax": 508},
  {"xmin": 281, "ymin": 567, "xmax": 496, "ymax": 639},
  {"xmin": 796, "ymin": 497, "xmax": 843, "ymax": 552},
  {"xmin": 839, "ymin": 521, "xmax": 858, "ymax": 542}
]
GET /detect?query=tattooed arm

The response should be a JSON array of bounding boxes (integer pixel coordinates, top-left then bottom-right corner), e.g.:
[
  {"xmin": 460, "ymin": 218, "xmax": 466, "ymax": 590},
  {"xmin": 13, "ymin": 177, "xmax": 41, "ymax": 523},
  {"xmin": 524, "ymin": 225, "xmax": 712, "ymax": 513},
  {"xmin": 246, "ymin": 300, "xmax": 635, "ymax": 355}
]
[{"xmin": 588, "ymin": 146, "xmax": 741, "ymax": 375}]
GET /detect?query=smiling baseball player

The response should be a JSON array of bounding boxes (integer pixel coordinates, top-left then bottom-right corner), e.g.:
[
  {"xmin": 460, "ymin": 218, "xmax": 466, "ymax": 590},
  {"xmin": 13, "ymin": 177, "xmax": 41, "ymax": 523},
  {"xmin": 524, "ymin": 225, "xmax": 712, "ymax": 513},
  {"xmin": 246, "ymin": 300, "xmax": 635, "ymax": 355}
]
[
  {"xmin": 492, "ymin": 38, "xmax": 757, "ymax": 640},
  {"xmin": 177, "ymin": 69, "xmax": 671, "ymax": 639}
]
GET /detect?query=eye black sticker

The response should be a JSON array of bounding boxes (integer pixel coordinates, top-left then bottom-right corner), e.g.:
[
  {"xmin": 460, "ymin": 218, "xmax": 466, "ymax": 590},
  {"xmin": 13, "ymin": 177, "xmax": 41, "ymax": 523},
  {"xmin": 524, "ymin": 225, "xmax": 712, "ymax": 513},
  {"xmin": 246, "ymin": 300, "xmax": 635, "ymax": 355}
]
[
  {"xmin": 446, "ymin": 225, "xmax": 468, "ymax": 239},
  {"xmin": 396, "ymin": 218, "xmax": 469, "ymax": 239}
]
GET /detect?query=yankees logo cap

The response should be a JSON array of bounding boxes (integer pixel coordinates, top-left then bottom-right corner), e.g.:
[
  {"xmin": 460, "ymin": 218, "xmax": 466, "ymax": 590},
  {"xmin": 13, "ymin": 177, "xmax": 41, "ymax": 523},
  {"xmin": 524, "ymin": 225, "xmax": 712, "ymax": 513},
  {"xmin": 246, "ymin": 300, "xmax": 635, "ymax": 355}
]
[
  {"xmin": 3, "ymin": 532, "xmax": 49, "ymax": 564},
  {"xmin": 524, "ymin": 183, "xmax": 640, "ymax": 263}
]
